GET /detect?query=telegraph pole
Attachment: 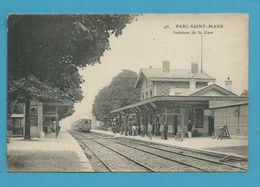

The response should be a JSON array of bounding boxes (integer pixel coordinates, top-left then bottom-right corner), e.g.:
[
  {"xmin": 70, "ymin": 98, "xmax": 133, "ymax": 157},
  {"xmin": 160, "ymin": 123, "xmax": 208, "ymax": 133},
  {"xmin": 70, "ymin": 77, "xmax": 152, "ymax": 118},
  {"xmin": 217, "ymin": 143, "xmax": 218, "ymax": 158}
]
[{"xmin": 201, "ymin": 33, "xmax": 203, "ymax": 74}]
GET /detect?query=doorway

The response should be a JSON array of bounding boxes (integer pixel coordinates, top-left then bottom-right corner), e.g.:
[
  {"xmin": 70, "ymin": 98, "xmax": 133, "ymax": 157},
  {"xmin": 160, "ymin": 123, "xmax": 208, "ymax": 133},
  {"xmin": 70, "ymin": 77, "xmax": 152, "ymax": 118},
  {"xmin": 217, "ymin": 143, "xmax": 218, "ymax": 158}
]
[
  {"xmin": 166, "ymin": 113, "xmax": 179, "ymax": 135},
  {"xmin": 208, "ymin": 116, "xmax": 214, "ymax": 136}
]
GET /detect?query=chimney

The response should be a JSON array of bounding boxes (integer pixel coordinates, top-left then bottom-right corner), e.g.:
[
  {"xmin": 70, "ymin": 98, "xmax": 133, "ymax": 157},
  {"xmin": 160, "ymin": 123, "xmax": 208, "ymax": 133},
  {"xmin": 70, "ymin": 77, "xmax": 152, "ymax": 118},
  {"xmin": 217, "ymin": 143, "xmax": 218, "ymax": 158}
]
[
  {"xmin": 149, "ymin": 65, "xmax": 152, "ymax": 69},
  {"xmin": 191, "ymin": 62, "xmax": 199, "ymax": 74},
  {"xmin": 162, "ymin": 60, "xmax": 170, "ymax": 73},
  {"xmin": 225, "ymin": 77, "xmax": 232, "ymax": 91}
]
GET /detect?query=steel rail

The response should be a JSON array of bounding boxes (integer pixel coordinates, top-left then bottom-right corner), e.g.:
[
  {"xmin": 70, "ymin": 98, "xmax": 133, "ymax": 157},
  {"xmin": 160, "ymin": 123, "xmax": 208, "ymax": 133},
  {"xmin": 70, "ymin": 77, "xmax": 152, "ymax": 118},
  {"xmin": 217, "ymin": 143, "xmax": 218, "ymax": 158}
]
[
  {"xmin": 70, "ymin": 130, "xmax": 155, "ymax": 172},
  {"xmin": 117, "ymin": 138, "xmax": 247, "ymax": 171},
  {"xmin": 89, "ymin": 138, "xmax": 156, "ymax": 172},
  {"xmin": 113, "ymin": 141, "xmax": 207, "ymax": 172},
  {"xmin": 72, "ymin": 136, "xmax": 113, "ymax": 172}
]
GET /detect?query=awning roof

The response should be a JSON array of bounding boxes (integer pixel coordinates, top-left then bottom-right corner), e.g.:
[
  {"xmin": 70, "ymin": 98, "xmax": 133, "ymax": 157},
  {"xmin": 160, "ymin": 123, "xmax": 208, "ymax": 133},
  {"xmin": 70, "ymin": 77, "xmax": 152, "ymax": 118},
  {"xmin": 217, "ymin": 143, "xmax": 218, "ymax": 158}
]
[
  {"xmin": 210, "ymin": 101, "xmax": 248, "ymax": 109},
  {"xmin": 110, "ymin": 95, "xmax": 248, "ymax": 114}
]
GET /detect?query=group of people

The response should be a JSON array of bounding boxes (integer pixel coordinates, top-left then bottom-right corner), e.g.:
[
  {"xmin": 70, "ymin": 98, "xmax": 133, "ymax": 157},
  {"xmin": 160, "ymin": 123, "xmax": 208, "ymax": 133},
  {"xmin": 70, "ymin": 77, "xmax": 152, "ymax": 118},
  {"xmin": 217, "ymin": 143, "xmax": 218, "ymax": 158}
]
[
  {"xmin": 119, "ymin": 120, "xmax": 170, "ymax": 141},
  {"xmin": 120, "ymin": 123, "xmax": 139, "ymax": 136},
  {"xmin": 118, "ymin": 119, "xmax": 193, "ymax": 141}
]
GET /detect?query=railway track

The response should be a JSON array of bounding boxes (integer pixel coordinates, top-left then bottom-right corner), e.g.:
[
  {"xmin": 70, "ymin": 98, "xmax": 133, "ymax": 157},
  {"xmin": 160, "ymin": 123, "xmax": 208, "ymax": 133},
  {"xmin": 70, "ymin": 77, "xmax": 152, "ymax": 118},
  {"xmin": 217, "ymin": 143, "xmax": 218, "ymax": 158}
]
[
  {"xmin": 72, "ymin": 131, "xmax": 200, "ymax": 172},
  {"xmin": 112, "ymin": 139, "xmax": 247, "ymax": 171},
  {"xmin": 69, "ymin": 130, "xmax": 247, "ymax": 172},
  {"xmin": 76, "ymin": 138, "xmax": 113, "ymax": 172},
  {"xmin": 114, "ymin": 138, "xmax": 247, "ymax": 169},
  {"xmin": 70, "ymin": 130, "xmax": 154, "ymax": 172},
  {"xmin": 86, "ymin": 132, "xmax": 247, "ymax": 167}
]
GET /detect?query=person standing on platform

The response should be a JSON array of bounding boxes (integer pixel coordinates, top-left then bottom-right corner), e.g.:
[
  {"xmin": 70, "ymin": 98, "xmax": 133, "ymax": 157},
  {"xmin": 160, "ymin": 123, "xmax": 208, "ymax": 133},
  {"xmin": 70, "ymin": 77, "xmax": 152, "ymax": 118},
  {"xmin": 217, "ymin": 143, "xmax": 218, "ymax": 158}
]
[
  {"xmin": 120, "ymin": 125, "xmax": 124, "ymax": 135},
  {"xmin": 132, "ymin": 125, "xmax": 136, "ymax": 136},
  {"xmin": 160, "ymin": 122, "xmax": 164, "ymax": 139},
  {"xmin": 55, "ymin": 123, "xmax": 60, "ymax": 138},
  {"xmin": 140, "ymin": 122, "xmax": 145, "ymax": 137},
  {"xmin": 163, "ymin": 122, "xmax": 168, "ymax": 140},
  {"xmin": 147, "ymin": 122, "xmax": 153, "ymax": 140},
  {"xmin": 187, "ymin": 119, "xmax": 193, "ymax": 138},
  {"xmin": 128, "ymin": 121, "xmax": 132, "ymax": 136},
  {"xmin": 124, "ymin": 124, "xmax": 128, "ymax": 136},
  {"xmin": 137, "ymin": 125, "xmax": 140, "ymax": 135}
]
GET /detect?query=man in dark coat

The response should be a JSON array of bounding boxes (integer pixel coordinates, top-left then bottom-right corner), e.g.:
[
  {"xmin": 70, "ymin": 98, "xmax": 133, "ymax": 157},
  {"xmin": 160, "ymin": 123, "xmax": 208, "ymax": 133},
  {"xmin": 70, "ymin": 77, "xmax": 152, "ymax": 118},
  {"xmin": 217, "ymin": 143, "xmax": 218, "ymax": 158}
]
[{"xmin": 163, "ymin": 122, "xmax": 168, "ymax": 140}]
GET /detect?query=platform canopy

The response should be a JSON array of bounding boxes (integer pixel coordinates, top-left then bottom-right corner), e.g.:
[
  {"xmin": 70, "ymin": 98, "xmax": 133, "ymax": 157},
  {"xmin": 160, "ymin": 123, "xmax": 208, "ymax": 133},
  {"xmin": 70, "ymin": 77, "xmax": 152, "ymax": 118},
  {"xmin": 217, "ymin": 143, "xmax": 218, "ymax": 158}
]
[{"xmin": 110, "ymin": 95, "xmax": 247, "ymax": 114}]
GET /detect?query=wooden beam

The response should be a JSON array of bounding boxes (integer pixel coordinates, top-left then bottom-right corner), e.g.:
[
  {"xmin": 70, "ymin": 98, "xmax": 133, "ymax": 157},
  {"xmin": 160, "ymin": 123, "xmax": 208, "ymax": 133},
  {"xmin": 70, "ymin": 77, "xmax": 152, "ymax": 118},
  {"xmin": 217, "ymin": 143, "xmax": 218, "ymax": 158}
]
[
  {"xmin": 135, "ymin": 106, "xmax": 142, "ymax": 111},
  {"xmin": 150, "ymin": 102, "xmax": 159, "ymax": 109},
  {"xmin": 143, "ymin": 104, "xmax": 151, "ymax": 111},
  {"xmin": 133, "ymin": 107, "xmax": 139, "ymax": 113},
  {"xmin": 130, "ymin": 108, "xmax": 136, "ymax": 113}
]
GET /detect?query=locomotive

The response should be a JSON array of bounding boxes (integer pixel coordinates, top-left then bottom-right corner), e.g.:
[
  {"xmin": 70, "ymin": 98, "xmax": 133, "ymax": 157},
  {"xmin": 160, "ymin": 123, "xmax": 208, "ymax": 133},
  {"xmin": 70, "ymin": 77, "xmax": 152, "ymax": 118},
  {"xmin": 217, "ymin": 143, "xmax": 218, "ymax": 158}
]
[{"xmin": 71, "ymin": 118, "xmax": 92, "ymax": 132}]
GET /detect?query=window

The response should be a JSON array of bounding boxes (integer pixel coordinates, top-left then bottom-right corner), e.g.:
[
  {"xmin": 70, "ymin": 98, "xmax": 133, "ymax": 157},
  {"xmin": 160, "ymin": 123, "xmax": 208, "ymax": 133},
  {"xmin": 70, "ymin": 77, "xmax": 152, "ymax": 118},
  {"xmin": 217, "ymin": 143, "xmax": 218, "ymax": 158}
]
[
  {"xmin": 170, "ymin": 89, "xmax": 183, "ymax": 96},
  {"xmin": 30, "ymin": 107, "xmax": 37, "ymax": 116},
  {"xmin": 142, "ymin": 93, "xmax": 144, "ymax": 100},
  {"xmin": 196, "ymin": 82, "xmax": 208, "ymax": 89},
  {"xmin": 173, "ymin": 92, "xmax": 182, "ymax": 96},
  {"xmin": 146, "ymin": 91, "xmax": 148, "ymax": 99},
  {"xmin": 150, "ymin": 90, "xmax": 153, "ymax": 97},
  {"xmin": 174, "ymin": 81, "xmax": 190, "ymax": 88},
  {"xmin": 194, "ymin": 108, "xmax": 204, "ymax": 128}
]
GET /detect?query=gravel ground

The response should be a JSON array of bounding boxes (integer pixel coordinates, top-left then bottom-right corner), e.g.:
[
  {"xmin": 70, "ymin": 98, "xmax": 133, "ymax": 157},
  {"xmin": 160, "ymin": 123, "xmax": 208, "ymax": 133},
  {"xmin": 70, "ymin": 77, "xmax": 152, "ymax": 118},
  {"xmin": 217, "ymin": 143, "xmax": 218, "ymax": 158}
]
[
  {"xmin": 8, "ymin": 150, "xmax": 89, "ymax": 172},
  {"xmin": 72, "ymin": 132, "xmax": 149, "ymax": 172},
  {"xmin": 118, "ymin": 138, "xmax": 248, "ymax": 169},
  {"xmin": 70, "ymin": 131, "xmax": 247, "ymax": 172},
  {"xmin": 95, "ymin": 139, "xmax": 199, "ymax": 172},
  {"xmin": 113, "ymin": 140, "xmax": 244, "ymax": 172}
]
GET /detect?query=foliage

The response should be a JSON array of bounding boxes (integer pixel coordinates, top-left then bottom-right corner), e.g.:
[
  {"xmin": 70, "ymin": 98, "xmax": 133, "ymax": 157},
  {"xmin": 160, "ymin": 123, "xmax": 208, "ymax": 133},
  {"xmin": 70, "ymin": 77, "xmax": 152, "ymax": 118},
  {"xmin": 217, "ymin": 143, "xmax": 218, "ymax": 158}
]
[
  {"xmin": 92, "ymin": 70, "xmax": 140, "ymax": 122},
  {"xmin": 8, "ymin": 14, "xmax": 135, "ymax": 138},
  {"xmin": 8, "ymin": 14, "xmax": 135, "ymax": 103},
  {"xmin": 8, "ymin": 102, "xmax": 24, "ymax": 119}
]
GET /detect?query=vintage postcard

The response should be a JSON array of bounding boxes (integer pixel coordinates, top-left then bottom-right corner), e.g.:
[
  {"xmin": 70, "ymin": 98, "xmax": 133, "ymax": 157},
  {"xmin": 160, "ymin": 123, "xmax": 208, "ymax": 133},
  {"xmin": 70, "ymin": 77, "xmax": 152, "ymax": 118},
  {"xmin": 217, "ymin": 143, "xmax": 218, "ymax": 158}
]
[{"xmin": 7, "ymin": 14, "xmax": 248, "ymax": 172}]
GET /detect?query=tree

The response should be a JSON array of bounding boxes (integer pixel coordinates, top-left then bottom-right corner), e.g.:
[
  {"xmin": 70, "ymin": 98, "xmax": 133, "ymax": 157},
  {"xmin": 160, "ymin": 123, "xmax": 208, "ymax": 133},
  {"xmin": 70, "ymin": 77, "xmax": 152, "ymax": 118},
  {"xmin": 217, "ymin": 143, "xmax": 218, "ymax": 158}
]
[
  {"xmin": 92, "ymin": 70, "xmax": 140, "ymax": 124},
  {"xmin": 8, "ymin": 15, "xmax": 135, "ymax": 139}
]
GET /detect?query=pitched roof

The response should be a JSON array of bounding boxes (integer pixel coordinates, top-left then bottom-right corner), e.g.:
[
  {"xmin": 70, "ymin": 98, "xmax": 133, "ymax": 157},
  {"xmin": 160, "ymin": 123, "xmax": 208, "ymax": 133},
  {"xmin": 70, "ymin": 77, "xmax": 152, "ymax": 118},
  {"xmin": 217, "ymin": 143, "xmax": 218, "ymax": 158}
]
[
  {"xmin": 135, "ymin": 68, "xmax": 215, "ymax": 87},
  {"xmin": 191, "ymin": 84, "xmax": 237, "ymax": 96}
]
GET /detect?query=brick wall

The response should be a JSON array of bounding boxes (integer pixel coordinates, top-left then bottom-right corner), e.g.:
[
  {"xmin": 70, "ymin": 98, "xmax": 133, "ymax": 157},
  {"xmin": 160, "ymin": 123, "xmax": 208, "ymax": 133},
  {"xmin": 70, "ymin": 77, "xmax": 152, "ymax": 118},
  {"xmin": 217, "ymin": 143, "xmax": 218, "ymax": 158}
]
[{"xmin": 156, "ymin": 81, "xmax": 190, "ymax": 96}]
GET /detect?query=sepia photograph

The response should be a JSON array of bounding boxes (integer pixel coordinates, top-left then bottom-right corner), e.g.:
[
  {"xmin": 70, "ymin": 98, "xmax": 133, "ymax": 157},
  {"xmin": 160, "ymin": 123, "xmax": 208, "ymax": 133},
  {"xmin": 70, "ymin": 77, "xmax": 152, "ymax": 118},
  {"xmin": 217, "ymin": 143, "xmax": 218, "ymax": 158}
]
[{"xmin": 7, "ymin": 14, "xmax": 248, "ymax": 172}]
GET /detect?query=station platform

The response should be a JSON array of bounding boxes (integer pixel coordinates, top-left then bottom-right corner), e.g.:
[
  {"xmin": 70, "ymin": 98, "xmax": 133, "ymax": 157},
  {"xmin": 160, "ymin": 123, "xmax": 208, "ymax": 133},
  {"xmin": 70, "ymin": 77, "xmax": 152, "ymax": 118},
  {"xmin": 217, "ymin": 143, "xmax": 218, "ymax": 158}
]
[
  {"xmin": 7, "ymin": 128, "xmax": 94, "ymax": 172},
  {"xmin": 91, "ymin": 129, "xmax": 248, "ymax": 159}
]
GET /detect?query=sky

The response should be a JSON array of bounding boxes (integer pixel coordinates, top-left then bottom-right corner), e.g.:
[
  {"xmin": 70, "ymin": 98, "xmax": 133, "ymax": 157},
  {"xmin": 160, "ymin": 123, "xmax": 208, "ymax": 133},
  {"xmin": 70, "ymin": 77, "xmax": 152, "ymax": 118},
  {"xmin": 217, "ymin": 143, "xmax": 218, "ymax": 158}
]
[{"xmin": 61, "ymin": 14, "xmax": 248, "ymax": 128}]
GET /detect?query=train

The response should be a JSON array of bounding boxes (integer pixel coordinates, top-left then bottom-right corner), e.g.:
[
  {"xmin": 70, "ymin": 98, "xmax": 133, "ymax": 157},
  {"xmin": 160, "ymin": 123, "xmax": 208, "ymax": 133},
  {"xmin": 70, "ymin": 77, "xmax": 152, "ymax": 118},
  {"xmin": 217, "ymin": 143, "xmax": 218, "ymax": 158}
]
[{"xmin": 71, "ymin": 118, "xmax": 92, "ymax": 132}]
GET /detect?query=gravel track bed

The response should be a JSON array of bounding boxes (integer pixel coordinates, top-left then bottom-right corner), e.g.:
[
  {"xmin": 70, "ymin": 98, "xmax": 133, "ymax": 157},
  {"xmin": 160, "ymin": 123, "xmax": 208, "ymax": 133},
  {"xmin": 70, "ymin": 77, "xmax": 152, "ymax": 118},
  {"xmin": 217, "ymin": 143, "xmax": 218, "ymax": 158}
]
[
  {"xmin": 95, "ymin": 139, "xmax": 200, "ymax": 172},
  {"xmin": 90, "ymin": 133, "xmax": 246, "ymax": 168},
  {"xmin": 119, "ymin": 138, "xmax": 248, "ymax": 169},
  {"xmin": 113, "ymin": 140, "xmax": 243, "ymax": 172},
  {"xmin": 70, "ymin": 131, "xmax": 111, "ymax": 172},
  {"xmin": 69, "ymin": 131, "xmax": 110, "ymax": 172},
  {"xmin": 70, "ymin": 131, "xmax": 246, "ymax": 172},
  {"xmin": 78, "ymin": 141, "xmax": 111, "ymax": 172},
  {"xmin": 71, "ymin": 131, "xmax": 148, "ymax": 172}
]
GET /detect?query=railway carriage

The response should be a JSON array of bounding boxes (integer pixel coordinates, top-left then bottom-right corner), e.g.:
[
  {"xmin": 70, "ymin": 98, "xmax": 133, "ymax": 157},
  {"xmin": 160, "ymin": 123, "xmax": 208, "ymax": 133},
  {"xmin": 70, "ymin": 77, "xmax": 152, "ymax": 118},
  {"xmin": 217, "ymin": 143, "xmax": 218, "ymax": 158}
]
[{"xmin": 71, "ymin": 119, "xmax": 92, "ymax": 132}]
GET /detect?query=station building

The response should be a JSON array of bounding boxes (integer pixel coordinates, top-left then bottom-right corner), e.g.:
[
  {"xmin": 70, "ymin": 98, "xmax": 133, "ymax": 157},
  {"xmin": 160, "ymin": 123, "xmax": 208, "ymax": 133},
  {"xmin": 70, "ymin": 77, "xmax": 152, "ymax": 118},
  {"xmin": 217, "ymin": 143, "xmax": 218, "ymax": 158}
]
[{"xmin": 110, "ymin": 61, "xmax": 248, "ymax": 137}]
